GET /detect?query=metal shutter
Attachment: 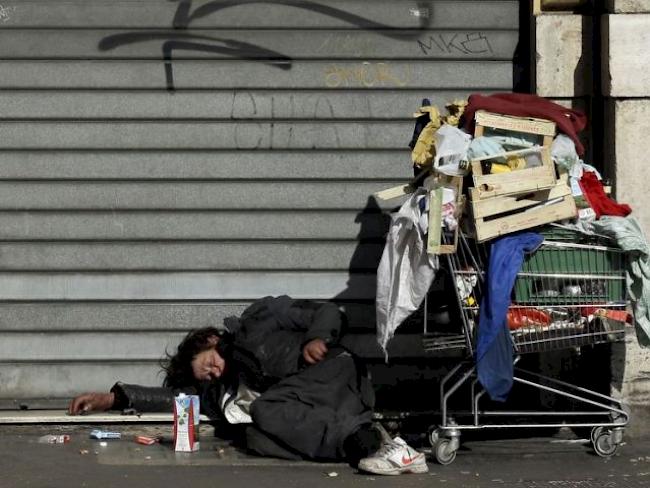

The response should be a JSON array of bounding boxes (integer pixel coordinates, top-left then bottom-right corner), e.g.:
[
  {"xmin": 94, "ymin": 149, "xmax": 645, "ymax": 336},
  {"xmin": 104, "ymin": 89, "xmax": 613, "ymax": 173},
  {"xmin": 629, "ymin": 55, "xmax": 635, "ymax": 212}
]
[{"xmin": 0, "ymin": 0, "xmax": 519, "ymax": 406}]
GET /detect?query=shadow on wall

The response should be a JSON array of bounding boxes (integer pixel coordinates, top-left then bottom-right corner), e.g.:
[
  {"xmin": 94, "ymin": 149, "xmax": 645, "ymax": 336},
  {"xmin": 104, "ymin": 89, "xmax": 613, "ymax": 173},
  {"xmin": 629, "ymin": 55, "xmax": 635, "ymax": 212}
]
[
  {"xmin": 512, "ymin": 0, "xmax": 532, "ymax": 93},
  {"xmin": 333, "ymin": 195, "xmax": 390, "ymax": 331}
]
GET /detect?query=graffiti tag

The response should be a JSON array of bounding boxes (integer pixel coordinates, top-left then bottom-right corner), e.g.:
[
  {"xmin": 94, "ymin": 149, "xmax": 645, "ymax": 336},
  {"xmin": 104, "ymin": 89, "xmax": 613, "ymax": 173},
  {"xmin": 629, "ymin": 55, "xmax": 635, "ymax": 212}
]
[
  {"xmin": 417, "ymin": 32, "xmax": 493, "ymax": 56},
  {"xmin": 324, "ymin": 62, "xmax": 411, "ymax": 88},
  {"xmin": 99, "ymin": 0, "xmax": 432, "ymax": 91}
]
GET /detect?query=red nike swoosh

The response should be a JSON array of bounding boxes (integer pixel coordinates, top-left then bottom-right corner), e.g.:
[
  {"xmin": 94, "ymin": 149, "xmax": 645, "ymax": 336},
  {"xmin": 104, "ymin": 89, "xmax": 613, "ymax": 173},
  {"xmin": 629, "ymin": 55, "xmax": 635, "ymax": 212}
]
[{"xmin": 402, "ymin": 455, "xmax": 413, "ymax": 465}]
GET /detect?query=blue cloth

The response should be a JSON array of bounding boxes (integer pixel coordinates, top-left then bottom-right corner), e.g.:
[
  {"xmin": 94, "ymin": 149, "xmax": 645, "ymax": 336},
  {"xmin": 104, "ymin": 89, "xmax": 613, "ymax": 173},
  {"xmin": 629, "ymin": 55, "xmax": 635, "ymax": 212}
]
[{"xmin": 477, "ymin": 232, "xmax": 544, "ymax": 401}]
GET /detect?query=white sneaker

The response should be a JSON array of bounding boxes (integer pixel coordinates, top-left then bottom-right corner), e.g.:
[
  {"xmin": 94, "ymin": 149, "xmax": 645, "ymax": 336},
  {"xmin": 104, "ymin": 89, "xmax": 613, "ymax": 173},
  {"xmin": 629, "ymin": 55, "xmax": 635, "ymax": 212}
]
[{"xmin": 357, "ymin": 436, "xmax": 429, "ymax": 475}]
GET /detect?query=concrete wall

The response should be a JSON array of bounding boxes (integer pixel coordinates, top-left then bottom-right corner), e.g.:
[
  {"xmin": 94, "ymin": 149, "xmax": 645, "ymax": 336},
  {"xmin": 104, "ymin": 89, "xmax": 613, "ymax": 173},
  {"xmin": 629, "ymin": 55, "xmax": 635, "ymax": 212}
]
[
  {"xmin": 605, "ymin": 99, "xmax": 650, "ymax": 232},
  {"xmin": 602, "ymin": 3, "xmax": 650, "ymax": 437},
  {"xmin": 535, "ymin": 14, "xmax": 591, "ymax": 97},
  {"xmin": 535, "ymin": 6, "xmax": 650, "ymax": 436},
  {"xmin": 602, "ymin": 14, "xmax": 650, "ymax": 97},
  {"xmin": 606, "ymin": 0, "xmax": 650, "ymax": 12}
]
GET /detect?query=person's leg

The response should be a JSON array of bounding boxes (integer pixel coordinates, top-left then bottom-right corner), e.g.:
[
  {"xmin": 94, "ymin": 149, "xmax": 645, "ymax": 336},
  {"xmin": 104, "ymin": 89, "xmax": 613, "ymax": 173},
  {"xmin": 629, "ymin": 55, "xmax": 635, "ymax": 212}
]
[
  {"xmin": 342, "ymin": 424, "xmax": 383, "ymax": 467},
  {"xmin": 244, "ymin": 425, "xmax": 303, "ymax": 460},
  {"xmin": 356, "ymin": 428, "xmax": 429, "ymax": 476},
  {"xmin": 250, "ymin": 352, "xmax": 373, "ymax": 460}
]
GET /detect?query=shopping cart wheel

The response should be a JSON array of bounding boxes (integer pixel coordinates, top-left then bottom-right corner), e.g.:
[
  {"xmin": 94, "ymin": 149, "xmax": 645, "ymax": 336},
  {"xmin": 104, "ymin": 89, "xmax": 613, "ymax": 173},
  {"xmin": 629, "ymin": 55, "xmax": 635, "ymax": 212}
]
[
  {"xmin": 428, "ymin": 428, "xmax": 441, "ymax": 447},
  {"xmin": 434, "ymin": 439, "xmax": 457, "ymax": 465},
  {"xmin": 590, "ymin": 426, "xmax": 604, "ymax": 444},
  {"xmin": 593, "ymin": 430, "xmax": 619, "ymax": 458}
]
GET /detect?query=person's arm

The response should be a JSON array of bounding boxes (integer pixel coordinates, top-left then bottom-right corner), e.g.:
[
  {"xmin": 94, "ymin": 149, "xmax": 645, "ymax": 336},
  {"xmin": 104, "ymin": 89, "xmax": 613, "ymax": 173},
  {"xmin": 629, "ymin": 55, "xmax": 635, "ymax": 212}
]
[
  {"xmin": 68, "ymin": 391, "xmax": 115, "ymax": 415},
  {"xmin": 300, "ymin": 301, "xmax": 343, "ymax": 345},
  {"xmin": 294, "ymin": 300, "xmax": 344, "ymax": 365},
  {"xmin": 68, "ymin": 382, "xmax": 182, "ymax": 415},
  {"xmin": 109, "ymin": 382, "xmax": 178, "ymax": 413}
]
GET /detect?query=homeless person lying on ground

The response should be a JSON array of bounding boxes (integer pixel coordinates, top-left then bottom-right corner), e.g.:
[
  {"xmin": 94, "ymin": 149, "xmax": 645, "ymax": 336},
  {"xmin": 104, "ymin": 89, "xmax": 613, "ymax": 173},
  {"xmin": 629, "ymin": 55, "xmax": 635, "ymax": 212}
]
[{"xmin": 68, "ymin": 295, "xmax": 428, "ymax": 476}]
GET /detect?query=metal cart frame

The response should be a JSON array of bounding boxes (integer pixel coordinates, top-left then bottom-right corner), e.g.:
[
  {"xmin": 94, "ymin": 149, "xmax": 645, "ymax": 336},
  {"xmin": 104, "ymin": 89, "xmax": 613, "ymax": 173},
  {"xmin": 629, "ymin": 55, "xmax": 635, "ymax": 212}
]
[{"xmin": 424, "ymin": 229, "xmax": 630, "ymax": 465}]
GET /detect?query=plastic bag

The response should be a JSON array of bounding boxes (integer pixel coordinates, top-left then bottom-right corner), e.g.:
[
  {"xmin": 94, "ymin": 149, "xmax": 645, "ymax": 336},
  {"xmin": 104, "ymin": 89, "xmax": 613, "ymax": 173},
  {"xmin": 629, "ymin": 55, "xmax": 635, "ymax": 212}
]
[{"xmin": 433, "ymin": 124, "xmax": 472, "ymax": 176}]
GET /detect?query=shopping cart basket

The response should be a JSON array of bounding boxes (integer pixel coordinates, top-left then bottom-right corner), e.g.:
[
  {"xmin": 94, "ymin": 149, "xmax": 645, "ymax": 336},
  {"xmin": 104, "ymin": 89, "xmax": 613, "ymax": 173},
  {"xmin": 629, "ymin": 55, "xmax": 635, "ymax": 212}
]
[{"xmin": 425, "ymin": 226, "xmax": 630, "ymax": 465}]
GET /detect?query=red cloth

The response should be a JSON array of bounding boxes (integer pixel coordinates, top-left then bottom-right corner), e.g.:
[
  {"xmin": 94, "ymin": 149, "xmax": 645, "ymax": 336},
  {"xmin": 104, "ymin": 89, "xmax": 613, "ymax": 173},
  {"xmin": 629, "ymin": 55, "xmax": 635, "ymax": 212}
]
[
  {"xmin": 462, "ymin": 93, "xmax": 588, "ymax": 155},
  {"xmin": 578, "ymin": 171, "xmax": 632, "ymax": 219}
]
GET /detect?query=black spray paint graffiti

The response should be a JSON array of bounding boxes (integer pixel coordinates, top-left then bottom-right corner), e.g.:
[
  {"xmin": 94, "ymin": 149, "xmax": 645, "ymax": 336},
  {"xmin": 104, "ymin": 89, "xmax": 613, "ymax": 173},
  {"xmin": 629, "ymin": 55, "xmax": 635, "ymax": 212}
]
[
  {"xmin": 99, "ymin": 0, "xmax": 432, "ymax": 91},
  {"xmin": 417, "ymin": 32, "xmax": 493, "ymax": 56},
  {"xmin": 99, "ymin": 32, "xmax": 293, "ymax": 91}
]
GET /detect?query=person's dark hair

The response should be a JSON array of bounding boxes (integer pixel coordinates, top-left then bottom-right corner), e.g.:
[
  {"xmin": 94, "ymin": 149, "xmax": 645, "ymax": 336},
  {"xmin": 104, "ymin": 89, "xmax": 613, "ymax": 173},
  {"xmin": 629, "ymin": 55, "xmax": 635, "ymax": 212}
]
[{"xmin": 161, "ymin": 327, "xmax": 224, "ymax": 389}]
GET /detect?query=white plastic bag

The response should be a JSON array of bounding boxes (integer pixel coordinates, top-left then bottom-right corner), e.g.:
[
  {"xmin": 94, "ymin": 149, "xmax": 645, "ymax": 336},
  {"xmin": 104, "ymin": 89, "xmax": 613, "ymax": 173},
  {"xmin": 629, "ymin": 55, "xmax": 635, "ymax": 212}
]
[
  {"xmin": 433, "ymin": 124, "xmax": 472, "ymax": 176},
  {"xmin": 376, "ymin": 189, "xmax": 439, "ymax": 357}
]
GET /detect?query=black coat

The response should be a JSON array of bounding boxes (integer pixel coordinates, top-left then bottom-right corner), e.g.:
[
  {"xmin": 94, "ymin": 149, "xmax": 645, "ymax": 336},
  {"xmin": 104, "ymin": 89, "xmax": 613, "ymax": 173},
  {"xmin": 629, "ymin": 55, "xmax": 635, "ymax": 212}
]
[
  {"xmin": 222, "ymin": 295, "xmax": 344, "ymax": 392},
  {"xmin": 111, "ymin": 296, "xmax": 374, "ymax": 461}
]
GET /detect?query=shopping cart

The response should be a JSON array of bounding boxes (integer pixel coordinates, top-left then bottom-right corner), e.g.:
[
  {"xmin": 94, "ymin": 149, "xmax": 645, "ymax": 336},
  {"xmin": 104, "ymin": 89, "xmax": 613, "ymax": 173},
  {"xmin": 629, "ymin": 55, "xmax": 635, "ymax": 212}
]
[{"xmin": 423, "ymin": 226, "xmax": 630, "ymax": 465}]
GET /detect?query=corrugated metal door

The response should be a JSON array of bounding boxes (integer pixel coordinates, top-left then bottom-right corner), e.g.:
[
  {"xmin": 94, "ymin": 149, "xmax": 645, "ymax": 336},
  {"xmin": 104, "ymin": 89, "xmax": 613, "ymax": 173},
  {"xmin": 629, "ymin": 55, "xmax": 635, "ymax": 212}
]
[{"xmin": 0, "ymin": 0, "xmax": 519, "ymax": 406}]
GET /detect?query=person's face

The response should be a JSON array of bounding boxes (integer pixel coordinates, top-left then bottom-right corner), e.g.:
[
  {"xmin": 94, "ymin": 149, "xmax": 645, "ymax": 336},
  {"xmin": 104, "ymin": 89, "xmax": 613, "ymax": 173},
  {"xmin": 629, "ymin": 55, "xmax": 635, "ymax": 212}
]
[{"xmin": 191, "ymin": 344, "xmax": 226, "ymax": 381}]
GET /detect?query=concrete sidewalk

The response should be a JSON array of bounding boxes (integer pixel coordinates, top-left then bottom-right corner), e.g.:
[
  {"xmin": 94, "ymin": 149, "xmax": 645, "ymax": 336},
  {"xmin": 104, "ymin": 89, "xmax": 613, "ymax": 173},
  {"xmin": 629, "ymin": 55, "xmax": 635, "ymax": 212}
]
[{"xmin": 1, "ymin": 424, "xmax": 649, "ymax": 488}]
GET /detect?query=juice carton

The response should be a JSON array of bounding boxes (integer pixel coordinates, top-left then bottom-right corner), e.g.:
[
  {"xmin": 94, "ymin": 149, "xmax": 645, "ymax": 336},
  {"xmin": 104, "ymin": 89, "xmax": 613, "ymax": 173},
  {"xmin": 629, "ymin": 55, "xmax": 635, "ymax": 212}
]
[{"xmin": 173, "ymin": 393, "xmax": 200, "ymax": 452}]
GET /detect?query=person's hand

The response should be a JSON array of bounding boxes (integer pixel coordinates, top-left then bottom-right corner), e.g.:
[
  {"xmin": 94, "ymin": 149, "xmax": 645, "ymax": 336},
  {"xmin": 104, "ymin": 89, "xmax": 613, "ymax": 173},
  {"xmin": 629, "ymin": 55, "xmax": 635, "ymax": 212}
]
[
  {"xmin": 302, "ymin": 338, "xmax": 328, "ymax": 364},
  {"xmin": 68, "ymin": 392, "xmax": 115, "ymax": 415}
]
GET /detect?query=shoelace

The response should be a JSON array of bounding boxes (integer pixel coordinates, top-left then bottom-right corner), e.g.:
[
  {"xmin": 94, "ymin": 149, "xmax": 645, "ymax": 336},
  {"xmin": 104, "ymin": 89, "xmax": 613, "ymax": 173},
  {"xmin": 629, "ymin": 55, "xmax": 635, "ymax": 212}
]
[{"xmin": 374, "ymin": 440, "xmax": 404, "ymax": 457}]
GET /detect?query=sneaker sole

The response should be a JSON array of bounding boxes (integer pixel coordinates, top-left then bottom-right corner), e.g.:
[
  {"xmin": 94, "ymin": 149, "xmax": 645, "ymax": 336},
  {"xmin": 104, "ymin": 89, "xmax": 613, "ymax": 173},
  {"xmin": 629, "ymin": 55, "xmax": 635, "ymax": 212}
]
[{"xmin": 359, "ymin": 462, "xmax": 429, "ymax": 476}]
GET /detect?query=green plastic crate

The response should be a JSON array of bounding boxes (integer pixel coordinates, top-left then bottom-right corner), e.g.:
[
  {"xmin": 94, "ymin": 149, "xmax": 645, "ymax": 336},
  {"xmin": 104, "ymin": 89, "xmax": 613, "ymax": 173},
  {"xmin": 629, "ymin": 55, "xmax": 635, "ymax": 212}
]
[{"xmin": 513, "ymin": 227, "xmax": 626, "ymax": 305}]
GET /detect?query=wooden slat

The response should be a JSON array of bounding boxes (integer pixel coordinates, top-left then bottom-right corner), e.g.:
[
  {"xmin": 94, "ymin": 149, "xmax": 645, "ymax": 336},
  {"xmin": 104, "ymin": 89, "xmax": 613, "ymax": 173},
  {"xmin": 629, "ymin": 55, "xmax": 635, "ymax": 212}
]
[
  {"xmin": 471, "ymin": 165, "xmax": 558, "ymax": 199},
  {"xmin": 374, "ymin": 184, "xmax": 416, "ymax": 201},
  {"xmin": 474, "ymin": 195, "xmax": 578, "ymax": 242},
  {"xmin": 427, "ymin": 187, "xmax": 443, "ymax": 252},
  {"xmin": 0, "ymin": 242, "xmax": 385, "ymax": 271},
  {"xmin": 0, "ymin": 211, "xmax": 390, "ymax": 240},
  {"xmin": 0, "ymin": 121, "xmax": 410, "ymax": 149},
  {"xmin": 0, "ymin": 29, "xmax": 517, "ymax": 60},
  {"xmin": 471, "ymin": 183, "xmax": 571, "ymax": 219},
  {"xmin": 470, "ymin": 148, "xmax": 557, "ymax": 199},
  {"xmin": 0, "ymin": 271, "xmax": 376, "ymax": 300},
  {"xmin": 0, "ymin": 1, "xmax": 519, "ymax": 29},
  {"xmin": 0, "ymin": 60, "xmax": 515, "ymax": 89},
  {"xmin": 475, "ymin": 110, "xmax": 557, "ymax": 137}
]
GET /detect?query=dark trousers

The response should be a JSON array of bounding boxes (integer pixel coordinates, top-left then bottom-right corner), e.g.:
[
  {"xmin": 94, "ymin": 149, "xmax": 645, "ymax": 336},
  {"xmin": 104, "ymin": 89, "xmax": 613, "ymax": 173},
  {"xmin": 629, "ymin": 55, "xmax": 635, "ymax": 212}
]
[{"xmin": 246, "ymin": 350, "xmax": 380, "ymax": 462}]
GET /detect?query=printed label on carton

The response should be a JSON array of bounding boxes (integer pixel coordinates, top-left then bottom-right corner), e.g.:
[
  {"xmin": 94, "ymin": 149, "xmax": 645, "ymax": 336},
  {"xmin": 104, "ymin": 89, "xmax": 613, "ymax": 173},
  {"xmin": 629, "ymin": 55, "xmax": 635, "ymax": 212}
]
[{"xmin": 173, "ymin": 394, "xmax": 200, "ymax": 452}]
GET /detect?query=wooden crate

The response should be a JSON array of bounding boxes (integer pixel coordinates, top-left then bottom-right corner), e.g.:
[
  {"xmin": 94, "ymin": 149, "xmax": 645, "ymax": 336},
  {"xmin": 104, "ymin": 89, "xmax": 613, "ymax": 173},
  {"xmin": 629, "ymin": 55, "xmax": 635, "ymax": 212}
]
[
  {"xmin": 474, "ymin": 110, "xmax": 556, "ymax": 147},
  {"xmin": 471, "ymin": 146, "xmax": 557, "ymax": 200},
  {"xmin": 470, "ymin": 178, "xmax": 577, "ymax": 242},
  {"xmin": 427, "ymin": 174, "xmax": 464, "ymax": 254}
]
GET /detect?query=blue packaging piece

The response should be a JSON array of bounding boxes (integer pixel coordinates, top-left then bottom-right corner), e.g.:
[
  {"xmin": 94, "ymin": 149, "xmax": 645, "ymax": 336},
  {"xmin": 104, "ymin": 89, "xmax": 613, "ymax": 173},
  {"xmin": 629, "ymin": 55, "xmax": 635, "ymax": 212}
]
[{"xmin": 90, "ymin": 429, "xmax": 121, "ymax": 440}]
